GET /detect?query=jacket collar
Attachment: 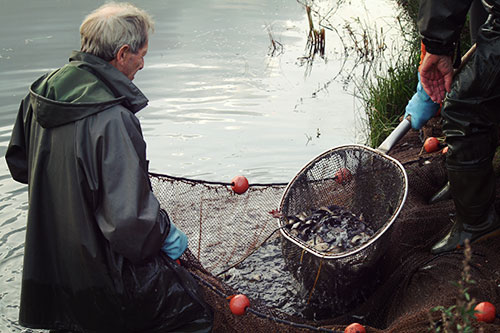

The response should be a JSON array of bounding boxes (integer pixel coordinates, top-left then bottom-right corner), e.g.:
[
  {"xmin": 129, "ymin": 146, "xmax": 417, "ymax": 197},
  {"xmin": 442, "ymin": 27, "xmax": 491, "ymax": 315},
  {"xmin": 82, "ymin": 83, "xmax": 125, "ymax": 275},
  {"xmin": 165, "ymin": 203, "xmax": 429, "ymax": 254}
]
[{"xmin": 68, "ymin": 51, "xmax": 148, "ymax": 113}]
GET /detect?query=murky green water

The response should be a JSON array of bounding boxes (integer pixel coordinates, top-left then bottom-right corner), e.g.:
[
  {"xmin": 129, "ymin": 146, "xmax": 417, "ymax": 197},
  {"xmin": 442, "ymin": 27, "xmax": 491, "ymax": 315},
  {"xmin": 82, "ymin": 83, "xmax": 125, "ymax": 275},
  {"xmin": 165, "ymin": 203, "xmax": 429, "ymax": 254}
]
[{"xmin": 0, "ymin": 0, "xmax": 402, "ymax": 331}]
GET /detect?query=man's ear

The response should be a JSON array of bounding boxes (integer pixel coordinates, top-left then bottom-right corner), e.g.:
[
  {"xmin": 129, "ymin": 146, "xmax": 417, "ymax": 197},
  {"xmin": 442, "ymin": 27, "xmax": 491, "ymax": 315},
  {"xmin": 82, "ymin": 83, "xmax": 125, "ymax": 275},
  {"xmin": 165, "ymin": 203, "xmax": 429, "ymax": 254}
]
[{"xmin": 115, "ymin": 44, "xmax": 131, "ymax": 65}]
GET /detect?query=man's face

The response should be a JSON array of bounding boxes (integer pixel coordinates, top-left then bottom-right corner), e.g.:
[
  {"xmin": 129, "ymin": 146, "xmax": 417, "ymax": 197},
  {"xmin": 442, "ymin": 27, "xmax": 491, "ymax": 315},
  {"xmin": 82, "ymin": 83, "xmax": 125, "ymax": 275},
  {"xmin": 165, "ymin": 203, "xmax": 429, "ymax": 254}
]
[
  {"xmin": 122, "ymin": 41, "xmax": 148, "ymax": 80},
  {"xmin": 112, "ymin": 41, "xmax": 148, "ymax": 81}
]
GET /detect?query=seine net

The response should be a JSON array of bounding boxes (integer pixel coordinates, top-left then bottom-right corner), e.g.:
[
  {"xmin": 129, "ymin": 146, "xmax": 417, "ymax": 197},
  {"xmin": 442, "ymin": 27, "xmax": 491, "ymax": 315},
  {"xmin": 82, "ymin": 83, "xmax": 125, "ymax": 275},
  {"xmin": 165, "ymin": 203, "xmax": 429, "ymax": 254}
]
[
  {"xmin": 149, "ymin": 174, "xmax": 286, "ymax": 275},
  {"xmin": 148, "ymin": 122, "xmax": 500, "ymax": 332}
]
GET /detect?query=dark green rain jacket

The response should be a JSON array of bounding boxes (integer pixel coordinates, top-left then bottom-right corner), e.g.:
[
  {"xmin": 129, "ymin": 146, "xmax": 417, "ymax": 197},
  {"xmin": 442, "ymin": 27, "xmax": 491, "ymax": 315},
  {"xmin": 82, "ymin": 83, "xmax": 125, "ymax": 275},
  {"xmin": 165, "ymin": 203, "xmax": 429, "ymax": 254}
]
[
  {"xmin": 418, "ymin": 0, "xmax": 500, "ymax": 55},
  {"xmin": 5, "ymin": 51, "xmax": 213, "ymax": 332}
]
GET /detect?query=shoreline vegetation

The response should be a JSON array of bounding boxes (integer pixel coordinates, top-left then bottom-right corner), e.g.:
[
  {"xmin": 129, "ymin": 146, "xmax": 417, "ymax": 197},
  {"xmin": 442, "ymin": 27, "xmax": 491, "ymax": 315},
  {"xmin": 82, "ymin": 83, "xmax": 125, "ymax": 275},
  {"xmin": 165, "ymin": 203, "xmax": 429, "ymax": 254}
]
[
  {"xmin": 297, "ymin": 0, "xmax": 475, "ymax": 148},
  {"xmin": 282, "ymin": 0, "xmax": 475, "ymax": 148},
  {"xmin": 358, "ymin": 0, "xmax": 420, "ymax": 148},
  {"xmin": 294, "ymin": 0, "xmax": 423, "ymax": 147},
  {"xmin": 359, "ymin": 0, "xmax": 473, "ymax": 147}
]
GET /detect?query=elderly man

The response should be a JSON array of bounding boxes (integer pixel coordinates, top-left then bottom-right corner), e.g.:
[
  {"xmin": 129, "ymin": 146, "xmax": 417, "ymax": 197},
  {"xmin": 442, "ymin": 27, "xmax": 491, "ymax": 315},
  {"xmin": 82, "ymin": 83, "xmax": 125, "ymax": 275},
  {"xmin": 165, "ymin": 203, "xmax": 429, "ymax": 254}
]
[{"xmin": 5, "ymin": 2, "xmax": 213, "ymax": 332}]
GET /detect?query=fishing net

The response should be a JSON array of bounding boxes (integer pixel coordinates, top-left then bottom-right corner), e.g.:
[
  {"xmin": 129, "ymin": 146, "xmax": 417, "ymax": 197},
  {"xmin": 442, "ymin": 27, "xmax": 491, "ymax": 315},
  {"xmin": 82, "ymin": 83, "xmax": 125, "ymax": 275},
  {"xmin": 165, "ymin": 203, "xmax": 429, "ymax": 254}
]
[
  {"xmin": 278, "ymin": 145, "xmax": 407, "ymax": 318},
  {"xmin": 149, "ymin": 118, "xmax": 500, "ymax": 332}
]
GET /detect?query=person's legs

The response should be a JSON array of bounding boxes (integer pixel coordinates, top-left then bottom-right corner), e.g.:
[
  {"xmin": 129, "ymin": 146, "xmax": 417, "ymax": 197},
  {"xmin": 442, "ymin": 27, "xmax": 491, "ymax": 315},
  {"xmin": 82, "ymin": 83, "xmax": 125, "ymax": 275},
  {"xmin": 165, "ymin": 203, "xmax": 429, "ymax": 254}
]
[
  {"xmin": 431, "ymin": 167, "xmax": 500, "ymax": 254},
  {"xmin": 428, "ymin": 3, "xmax": 488, "ymax": 205},
  {"xmin": 432, "ymin": 23, "xmax": 500, "ymax": 253}
]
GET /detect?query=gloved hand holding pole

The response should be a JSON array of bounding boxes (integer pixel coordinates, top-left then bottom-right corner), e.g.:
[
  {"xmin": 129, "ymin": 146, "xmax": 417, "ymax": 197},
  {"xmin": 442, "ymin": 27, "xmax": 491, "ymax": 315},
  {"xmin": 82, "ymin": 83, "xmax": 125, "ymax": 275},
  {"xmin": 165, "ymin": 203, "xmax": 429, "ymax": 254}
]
[
  {"xmin": 405, "ymin": 43, "xmax": 477, "ymax": 130},
  {"xmin": 404, "ymin": 72, "xmax": 440, "ymax": 130}
]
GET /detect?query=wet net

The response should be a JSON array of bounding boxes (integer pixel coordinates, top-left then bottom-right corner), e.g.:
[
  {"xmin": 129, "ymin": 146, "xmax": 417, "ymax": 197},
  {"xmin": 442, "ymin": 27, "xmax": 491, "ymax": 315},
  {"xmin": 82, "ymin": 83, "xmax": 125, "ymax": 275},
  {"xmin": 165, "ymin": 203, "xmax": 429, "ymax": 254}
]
[
  {"xmin": 149, "ymin": 118, "xmax": 500, "ymax": 332},
  {"xmin": 278, "ymin": 145, "xmax": 407, "ymax": 318}
]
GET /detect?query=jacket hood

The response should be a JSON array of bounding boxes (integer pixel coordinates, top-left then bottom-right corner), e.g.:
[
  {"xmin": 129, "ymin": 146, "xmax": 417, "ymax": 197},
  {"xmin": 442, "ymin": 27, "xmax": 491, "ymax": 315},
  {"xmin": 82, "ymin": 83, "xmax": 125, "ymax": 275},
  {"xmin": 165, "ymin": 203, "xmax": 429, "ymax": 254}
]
[{"xmin": 30, "ymin": 51, "xmax": 149, "ymax": 128}]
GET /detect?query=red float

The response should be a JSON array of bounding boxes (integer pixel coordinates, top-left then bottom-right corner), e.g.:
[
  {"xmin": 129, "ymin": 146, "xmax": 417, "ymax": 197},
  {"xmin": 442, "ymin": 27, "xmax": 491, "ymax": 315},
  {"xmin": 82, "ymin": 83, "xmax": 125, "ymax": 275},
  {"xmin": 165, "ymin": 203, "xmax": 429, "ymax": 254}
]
[
  {"xmin": 231, "ymin": 175, "xmax": 249, "ymax": 194},
  {"xmin": 344, "ymin": 322, "xmax": 366, "ymax": 333},
  {"xmin": 424, "ymin": 136, "xmax": 440, "ymax": 153},
  {"xmin": 229, "ymin": 294, "xmax": 250, "ymax": 315},
  {"xmin": 474, "ymin": 301, "xmax": 496, "ymax": 323},
  {"xmin": 335, "ymin": 168, "xmax": 352, "ymax": 185}
]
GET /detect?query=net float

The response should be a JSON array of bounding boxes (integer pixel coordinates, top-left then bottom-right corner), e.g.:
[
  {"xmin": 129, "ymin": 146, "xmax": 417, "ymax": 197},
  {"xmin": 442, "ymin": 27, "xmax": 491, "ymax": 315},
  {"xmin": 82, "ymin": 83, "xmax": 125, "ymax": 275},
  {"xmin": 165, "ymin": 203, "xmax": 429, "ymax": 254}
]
[
  {"xmin": 231, "ymin": 175, "xmax": 249, "ymax": 194},
  {"xmin": 344, "ymin": 322, "xmax": 366, "ymax": 333},
  {"xmin": 228, "ymin": 294, "xmax": 250, "ymax": 315},
  {"xmin": 334, "ymin": 168, "xmax": 352, "ymax": 185},
  {"xmin": 474, "ymin": 301, "xmax": 496, "ymax": 323}
]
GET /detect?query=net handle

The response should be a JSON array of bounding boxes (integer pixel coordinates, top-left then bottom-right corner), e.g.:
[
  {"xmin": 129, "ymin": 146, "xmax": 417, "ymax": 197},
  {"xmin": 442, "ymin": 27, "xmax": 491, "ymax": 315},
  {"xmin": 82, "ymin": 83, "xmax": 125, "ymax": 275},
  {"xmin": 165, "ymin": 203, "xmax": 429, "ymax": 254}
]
[{"xmin": 377, "ymin": 116, "xmax": 411, "ymax": 154}]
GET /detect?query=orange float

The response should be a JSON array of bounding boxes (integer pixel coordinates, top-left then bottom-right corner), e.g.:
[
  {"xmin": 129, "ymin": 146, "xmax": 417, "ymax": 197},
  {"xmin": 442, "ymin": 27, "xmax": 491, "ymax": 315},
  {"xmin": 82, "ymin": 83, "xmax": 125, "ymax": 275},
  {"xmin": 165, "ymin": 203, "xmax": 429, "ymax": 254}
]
[
  {"xmin": 231, "ymin": 176, "xmax": 249, "ymax": 194},
  {"xmin": 228, "ymin": 294, "xmax": 250, "ymax": 315}
]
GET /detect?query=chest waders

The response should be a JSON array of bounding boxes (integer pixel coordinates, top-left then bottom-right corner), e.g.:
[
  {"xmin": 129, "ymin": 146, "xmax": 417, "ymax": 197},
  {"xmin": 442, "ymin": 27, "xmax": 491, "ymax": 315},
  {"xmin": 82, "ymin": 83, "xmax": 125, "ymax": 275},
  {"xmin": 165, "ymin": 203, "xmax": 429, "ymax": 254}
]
[{"xmin": 431, "ymin": 14, "xmax": 500, "ymax": 254}]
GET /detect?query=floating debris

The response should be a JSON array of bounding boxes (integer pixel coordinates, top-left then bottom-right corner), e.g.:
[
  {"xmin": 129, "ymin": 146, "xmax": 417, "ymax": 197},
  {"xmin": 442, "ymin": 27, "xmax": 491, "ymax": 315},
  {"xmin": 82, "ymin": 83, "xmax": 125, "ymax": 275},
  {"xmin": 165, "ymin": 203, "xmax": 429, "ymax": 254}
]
[
  {"xmin": 266, "ymin": 25, "xmax": 284, "ymax": 57},
  {"xmin": 283, "ymin": 205, "xmax": 374, "ymax": 253}
]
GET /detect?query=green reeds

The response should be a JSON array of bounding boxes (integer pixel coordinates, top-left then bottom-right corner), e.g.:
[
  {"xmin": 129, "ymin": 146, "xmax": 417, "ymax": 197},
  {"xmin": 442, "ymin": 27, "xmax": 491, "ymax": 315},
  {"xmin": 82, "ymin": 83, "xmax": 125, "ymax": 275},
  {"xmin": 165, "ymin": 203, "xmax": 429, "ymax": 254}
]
[
  {"xmin": 349, "ymin": 0, "xmax": 420, "ymax": 148},
  {"xmin": 358, "ymin": 0, "xmax": 474, "ymax": 148},
  {"xmin": 357, "ymin": 50, "xmax": 419, "ymax": 148}
]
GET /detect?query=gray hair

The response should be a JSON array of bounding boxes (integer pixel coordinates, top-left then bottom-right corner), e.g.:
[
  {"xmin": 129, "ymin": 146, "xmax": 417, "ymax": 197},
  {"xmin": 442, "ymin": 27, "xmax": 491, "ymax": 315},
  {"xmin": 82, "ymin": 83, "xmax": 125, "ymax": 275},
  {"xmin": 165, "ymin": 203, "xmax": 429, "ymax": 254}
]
[{"xmin": 80, "ymin": 2, "xmax": 154, "ymax": 61}]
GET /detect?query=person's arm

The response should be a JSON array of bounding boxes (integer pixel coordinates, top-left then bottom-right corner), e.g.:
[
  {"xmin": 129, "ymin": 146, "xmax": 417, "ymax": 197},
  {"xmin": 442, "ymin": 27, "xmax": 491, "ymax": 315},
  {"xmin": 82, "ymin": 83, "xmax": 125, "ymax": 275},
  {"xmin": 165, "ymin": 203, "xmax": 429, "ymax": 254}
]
[
  {"xmin": 87, "ymin": 107, "xmax": 170, "ymax": 263},
  {"xmin": 417, "ymin": 0, "xmax": 472, "ymax": 102},
  {"xmin": 418, "ymin": 0, "xmax": 472, "ymax": 56},
  {"xmin": 5, "ymin": 94, "xmax": 31, "ymax": 184}
]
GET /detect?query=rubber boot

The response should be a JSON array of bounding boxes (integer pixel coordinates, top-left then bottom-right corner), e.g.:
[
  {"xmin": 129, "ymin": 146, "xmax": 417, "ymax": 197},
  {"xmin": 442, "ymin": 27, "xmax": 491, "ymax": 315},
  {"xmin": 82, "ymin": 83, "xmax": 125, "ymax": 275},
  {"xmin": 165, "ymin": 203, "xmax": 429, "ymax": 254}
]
[
  {"xmin": 431, "ymin": 166, "xmax": 500, "ymax": 254},
  {"xmin": 428, "ymin": 181, "xmax": 451, "ymax": 204},
  {"xmin": 431, "ymin": 206, "xmax": 500, "ymax": 254}
]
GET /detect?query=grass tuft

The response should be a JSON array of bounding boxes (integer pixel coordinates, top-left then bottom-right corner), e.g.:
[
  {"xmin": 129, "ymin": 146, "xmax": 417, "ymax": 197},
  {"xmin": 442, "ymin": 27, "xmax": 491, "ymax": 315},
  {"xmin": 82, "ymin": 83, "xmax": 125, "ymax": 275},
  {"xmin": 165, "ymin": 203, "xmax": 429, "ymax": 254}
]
[{"xmin": 356, "ymin": 50, "xmax": 419, "ymax": 147}]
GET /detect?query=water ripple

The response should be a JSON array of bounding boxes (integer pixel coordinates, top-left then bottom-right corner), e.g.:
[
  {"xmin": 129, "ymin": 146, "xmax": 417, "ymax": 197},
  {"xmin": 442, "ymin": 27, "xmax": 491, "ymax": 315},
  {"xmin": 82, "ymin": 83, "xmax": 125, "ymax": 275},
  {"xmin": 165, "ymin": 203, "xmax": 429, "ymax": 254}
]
[
  {"xmin": 0, "ymin": 227, "xmax": 26, "ymax": 257},
  {"xmin": 147, "ymin": 63, "xmax": 220, "ymax": 70}
]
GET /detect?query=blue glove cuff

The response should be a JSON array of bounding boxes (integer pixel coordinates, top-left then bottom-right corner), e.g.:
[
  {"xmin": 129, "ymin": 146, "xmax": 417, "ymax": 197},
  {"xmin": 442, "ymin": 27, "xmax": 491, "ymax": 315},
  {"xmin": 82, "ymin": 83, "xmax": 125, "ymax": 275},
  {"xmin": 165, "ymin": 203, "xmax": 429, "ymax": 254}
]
[
  {"xmin": 162, "ymin": 222, "xmax": 188, "ymax": 260},
  {"xmin": 404, "ymin": 73, "xmax": 440, "ymax": 130}
]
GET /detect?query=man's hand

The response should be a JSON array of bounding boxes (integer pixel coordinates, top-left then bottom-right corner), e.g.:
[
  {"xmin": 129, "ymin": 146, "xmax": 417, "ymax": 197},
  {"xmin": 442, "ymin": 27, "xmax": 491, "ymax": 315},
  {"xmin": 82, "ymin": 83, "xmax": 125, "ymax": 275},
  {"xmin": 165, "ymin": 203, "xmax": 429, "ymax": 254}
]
[{"xmin": 419, "ymin": 53, "xmax": 454, "ymax": 103}]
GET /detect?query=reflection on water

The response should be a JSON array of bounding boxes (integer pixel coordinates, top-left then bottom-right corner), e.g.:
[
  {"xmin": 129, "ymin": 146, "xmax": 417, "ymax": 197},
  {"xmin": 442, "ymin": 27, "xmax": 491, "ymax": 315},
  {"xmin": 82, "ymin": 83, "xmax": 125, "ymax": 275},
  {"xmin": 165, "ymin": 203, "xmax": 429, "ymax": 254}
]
[{"xmin": 0, "ymin": 0, "xmax": 402, "ymax": 331}]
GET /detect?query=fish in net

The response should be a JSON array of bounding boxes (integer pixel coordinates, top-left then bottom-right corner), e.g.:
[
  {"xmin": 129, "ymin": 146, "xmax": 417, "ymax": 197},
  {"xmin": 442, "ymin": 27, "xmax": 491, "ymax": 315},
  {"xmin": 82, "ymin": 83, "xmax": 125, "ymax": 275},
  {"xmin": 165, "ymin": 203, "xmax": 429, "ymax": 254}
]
[{"xmin": 148, "ymin": 125, "xmax": 500, "ymax": 332}]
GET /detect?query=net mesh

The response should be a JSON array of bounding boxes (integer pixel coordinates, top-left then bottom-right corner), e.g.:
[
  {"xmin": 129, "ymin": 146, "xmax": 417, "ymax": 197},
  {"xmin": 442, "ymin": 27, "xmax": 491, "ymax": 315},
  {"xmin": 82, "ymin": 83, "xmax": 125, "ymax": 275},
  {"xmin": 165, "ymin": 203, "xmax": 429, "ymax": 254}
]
[
  {"xmin": 278, "ymin": 144, "xmax": 407, "ymax": 318},
  {"xmin": 149, "ymin": 119, "xmax": 500, "ymax": 332}
]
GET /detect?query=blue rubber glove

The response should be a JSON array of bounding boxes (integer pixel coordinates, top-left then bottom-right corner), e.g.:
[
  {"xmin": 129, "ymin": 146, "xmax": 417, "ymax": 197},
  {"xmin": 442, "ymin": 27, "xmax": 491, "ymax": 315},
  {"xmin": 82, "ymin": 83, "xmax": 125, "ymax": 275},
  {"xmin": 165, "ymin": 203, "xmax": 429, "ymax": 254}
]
[
  {"xmin": 162, "ymin": 222, "xmax": 188, "ymax": 260},
  {"xmin": 404, "ymin": 73, "xmax": 440, "ymax": 130}
]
